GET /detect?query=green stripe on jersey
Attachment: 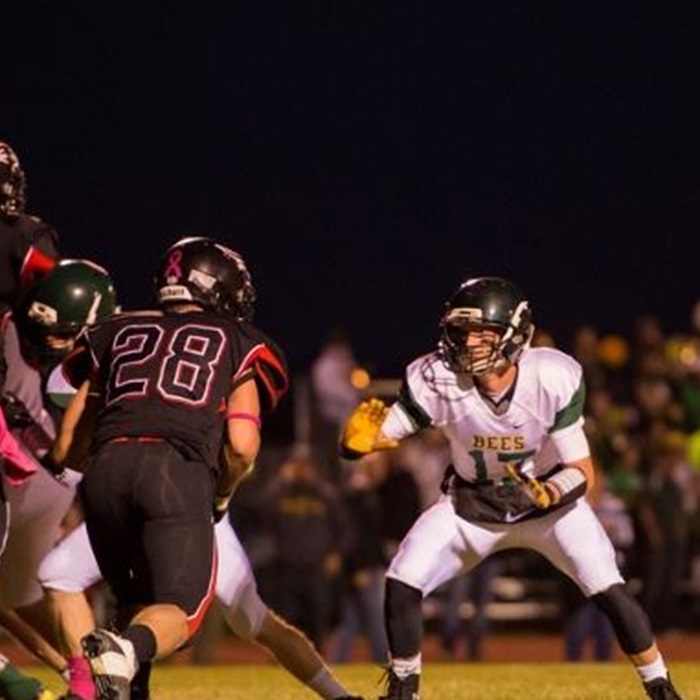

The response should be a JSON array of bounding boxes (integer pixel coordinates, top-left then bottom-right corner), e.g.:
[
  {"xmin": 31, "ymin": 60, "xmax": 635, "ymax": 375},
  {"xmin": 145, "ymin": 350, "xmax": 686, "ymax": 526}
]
[
  {"xmin": 549, "ymin": 378, "xmax": 586, "ymax": 433},
  {"xmin": 398, "ymin": 381, "xmax": 433, "ymax": 430}
]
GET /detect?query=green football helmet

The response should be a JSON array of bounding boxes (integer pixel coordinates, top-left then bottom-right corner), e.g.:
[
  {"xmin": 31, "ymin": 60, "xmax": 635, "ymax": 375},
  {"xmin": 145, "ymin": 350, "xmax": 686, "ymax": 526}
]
[
  {"xmin": 17, "ymin": 259, "xmax": 118, "ymax": 367},
  {"xmin": 439, "ymin": 276, "xmax": 534, "ymax": 375}
]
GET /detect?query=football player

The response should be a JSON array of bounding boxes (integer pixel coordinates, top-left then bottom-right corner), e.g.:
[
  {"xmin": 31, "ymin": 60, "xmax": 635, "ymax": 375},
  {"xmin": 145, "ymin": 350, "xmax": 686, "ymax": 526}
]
[
  {"xmin": 43, "ymin": 237, "xmax": 363, "ymax": 700},
  {"xmin": 340, "ymin": 276, "xmax": 684, "ymax": 700},
  {"xmin": 0, "ymin": 260, "xmax": 118, "ymax": 700},
  {"xmin": 0, "ymin": 139, "xmax": 60, "ymax": 402},
  {"xmin": 0, "ymin": 141, "xmax": 59, "ymax": 309},
  {"xmin": 39, "ymin": 514, "xmax": 363, "ymax": 700}
]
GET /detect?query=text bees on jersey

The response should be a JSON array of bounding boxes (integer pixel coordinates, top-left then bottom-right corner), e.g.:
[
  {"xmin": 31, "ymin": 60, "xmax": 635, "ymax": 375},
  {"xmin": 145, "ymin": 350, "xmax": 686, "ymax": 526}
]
[{"xmin": 471, "ymin": 435, "xmax": 525, "ymax": 451}]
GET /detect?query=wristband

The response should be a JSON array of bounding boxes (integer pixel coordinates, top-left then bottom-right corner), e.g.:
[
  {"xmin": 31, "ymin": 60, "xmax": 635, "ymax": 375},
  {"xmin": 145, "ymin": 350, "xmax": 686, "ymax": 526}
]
[
  {"xmin": 546, "ymin": 466, "xmax": 587, "ymax": 504},
  {"xmin": 226, "ymin": 412, "xmax": 261, "ymax": 429}
]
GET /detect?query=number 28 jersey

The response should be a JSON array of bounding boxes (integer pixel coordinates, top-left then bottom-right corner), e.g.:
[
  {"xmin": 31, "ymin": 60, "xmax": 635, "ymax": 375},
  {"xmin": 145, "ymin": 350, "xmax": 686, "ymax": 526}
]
[
  {"xmin": 63, "ymin": 309, "xmax": 288, "ymax": 468},
  {"xmin": 381, "ymin": 346, "xmax": 590, "ymax": 482}
]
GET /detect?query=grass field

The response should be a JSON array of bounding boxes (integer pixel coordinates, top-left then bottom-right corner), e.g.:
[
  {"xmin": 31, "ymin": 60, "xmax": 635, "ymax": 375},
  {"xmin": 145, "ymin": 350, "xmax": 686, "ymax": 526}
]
[{"xmin": 23, "ymin": 662, "xmax": 700, "ymax": 700}]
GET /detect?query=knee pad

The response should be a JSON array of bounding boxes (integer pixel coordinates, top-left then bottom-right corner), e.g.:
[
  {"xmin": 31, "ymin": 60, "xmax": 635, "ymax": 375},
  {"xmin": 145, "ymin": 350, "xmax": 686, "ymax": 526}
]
[
  {"xmin": 385, "ymin": 577, "xmax": 423, "ymax": 658},
  {"xmin": 591, "ymin": 583, "xmax": 653, "ymax": 655}
]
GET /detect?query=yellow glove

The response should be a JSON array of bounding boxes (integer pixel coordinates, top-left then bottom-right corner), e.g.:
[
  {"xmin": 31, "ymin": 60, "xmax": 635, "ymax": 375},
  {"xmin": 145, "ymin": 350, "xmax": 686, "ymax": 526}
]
[
  {"xmin": 339, "ymin": 398, "xmax": 398, "ymax": 459},
  {"xmin": 505, "ymin": 462, "xmax": 553, "ymax": 509}
]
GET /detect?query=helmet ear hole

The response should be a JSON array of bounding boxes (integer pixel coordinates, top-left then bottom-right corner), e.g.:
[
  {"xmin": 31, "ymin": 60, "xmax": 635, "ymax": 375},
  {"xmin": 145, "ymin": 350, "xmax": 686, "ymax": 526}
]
[{"xmin": 502, "ymin": 320, "xmax": 535, "ymax": 364}]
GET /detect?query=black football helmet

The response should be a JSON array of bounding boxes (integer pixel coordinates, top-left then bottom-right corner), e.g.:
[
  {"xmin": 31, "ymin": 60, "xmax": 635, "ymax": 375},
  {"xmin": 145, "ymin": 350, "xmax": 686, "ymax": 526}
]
[
  {"xmin": 17, "ymin": 259, "xmax": 118, "ymax": 367},
  {"xmin": 439, "ymin": 276, "xmax": 534, "ymax": 375},
  {"xmin": 0, "ymin": 141, "xmax": 26, "ymax": 219},
  {"xmin": 155, "ymin": 236, "xmax": 256, "ymax": 321}
]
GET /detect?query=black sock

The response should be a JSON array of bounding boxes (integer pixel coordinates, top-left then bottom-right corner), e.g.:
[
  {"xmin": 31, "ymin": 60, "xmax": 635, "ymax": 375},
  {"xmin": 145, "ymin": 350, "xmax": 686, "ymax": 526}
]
[
  {"xmin": 130, "ymin": 661, "xmax": 152, "ymax": 700},
  {"xmin": 123, "ymin": 624, "xmax": 158, "ymax": 663}
]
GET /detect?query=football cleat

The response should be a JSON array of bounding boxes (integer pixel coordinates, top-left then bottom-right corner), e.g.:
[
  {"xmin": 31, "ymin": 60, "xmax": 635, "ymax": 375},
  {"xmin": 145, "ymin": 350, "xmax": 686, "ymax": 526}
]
[
  {"xmin": 378, "ymin": 670, "xmax": 420, "ymax": 700},
  {"xmin": 644, "ymin": 677, "xmax": 683, "ymax": 700},
  {"xmin": 81, "ymin": 629, "xmax": 137, "ymax": 700}
]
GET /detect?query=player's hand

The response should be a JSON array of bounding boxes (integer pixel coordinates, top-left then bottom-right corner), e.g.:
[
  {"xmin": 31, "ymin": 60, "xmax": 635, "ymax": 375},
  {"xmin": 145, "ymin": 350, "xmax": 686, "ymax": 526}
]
[
  {"xmin": 0, "ymin": 393, "xmax": 35, "ymax": 429},
  {"xmin": 505, "ymin": 461, "xmax": 554, "ymax": 509},
  {"xmin": 212, "ymin": 490, "xmax": 233, "ymax": 524},
  {"xmin": 339, "ymin": 398, "xmax": 398, "ymax": 459}
]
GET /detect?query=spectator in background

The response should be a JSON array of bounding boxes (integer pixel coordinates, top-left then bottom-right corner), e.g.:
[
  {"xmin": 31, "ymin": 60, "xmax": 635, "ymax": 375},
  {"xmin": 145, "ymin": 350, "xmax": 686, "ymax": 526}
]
[
  {"xmin": 531, "ymin": 327, "xmax": 557, "ymax": 349},
  {"xmin": 376, "ymin": 446, "xmax": 423, "ymax": 562},
  {"xmin": 572, "ymin": 325, "xmax": 609, "ymax": 395},
  {"xmin": 631, "ymin": 315, "xmax": 668, "ymax": 379},
  {"xmin": 311, "ymin": 328, "xmax": 361, "ymax": 481},
  {"xmin": 637, "ymin": 431, "xmax": 693, "ymax": 633},
  {"xmin": 331, "ymin": 453, "xmax": 389, "ymax": 663},
  {"xmin": 263, "ymin": 452, "xmax": 350, "ymax": 651}
]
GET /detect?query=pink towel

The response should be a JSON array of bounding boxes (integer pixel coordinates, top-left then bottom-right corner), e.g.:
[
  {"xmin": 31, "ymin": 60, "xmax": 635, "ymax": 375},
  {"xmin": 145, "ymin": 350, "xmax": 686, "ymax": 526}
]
[{"xmin": 0, "ymin": 409, "xmax": 37, "ymax": 486}]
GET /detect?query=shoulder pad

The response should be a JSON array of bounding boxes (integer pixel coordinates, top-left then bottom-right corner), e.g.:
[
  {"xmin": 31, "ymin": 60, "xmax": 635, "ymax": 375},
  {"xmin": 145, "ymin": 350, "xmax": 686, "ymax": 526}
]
[{"xmin": 236, "ymin": 322, "xmax": 289, "ymax": 412}]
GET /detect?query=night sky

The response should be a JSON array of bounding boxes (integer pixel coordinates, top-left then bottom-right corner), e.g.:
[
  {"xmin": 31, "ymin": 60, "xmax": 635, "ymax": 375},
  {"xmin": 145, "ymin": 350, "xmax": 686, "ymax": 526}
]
[{"xmin": 4, "ymin": 1, "xmax": 700, "ymax": 378}]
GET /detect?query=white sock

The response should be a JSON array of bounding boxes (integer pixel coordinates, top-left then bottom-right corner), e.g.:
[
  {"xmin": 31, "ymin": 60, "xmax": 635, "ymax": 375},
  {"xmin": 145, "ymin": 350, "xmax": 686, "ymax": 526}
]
[
  {"xmin": 636, "ymin": 655, "xmax": 668, "ymax": 684},
  {"xmin": 307, "ymin": 667, "xmax": 350, "ymax": 700},
  {"xmin": 0, "ymin": 654, "xmax": 8, "ymax": 671},
  {"xmin": 392, "ymin": 654, "xmax": 422, "ymax": 679}
]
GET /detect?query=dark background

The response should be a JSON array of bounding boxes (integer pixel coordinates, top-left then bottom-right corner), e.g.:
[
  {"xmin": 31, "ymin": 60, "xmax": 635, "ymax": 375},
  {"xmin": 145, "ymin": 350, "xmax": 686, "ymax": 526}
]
[{"xmin": 4, "ymin": 1, "xmax": 700, "ymax": 378}]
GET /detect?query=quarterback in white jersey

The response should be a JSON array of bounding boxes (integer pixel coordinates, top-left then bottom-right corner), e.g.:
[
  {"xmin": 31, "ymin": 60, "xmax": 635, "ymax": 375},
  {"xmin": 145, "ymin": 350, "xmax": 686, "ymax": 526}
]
[{"xmin": 340, "ymin": 277, "xmax": 683, "ymax": 700}]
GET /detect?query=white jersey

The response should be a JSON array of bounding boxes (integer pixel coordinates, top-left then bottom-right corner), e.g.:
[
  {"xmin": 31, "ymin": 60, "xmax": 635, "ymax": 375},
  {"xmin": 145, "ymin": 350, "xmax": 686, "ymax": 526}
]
[
  {"xmin": 382, "ymin": 347, "xmax": 589, "ymax": 483},
  {"xmin": 381, "ymin": 347, "xmax": 624, "ymax": 598}
]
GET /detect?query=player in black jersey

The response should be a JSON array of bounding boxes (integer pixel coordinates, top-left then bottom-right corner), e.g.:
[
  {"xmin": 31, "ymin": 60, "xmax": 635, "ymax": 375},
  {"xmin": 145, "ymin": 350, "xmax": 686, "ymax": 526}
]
[
  {"xmin": 0, "ymin": 141, "xmax": 59, "ymax": 310},
  {"xmin": 0, "ymin": 140, "xmax": 60, "ymax": 399},
  {"xmin": 48, "ymin": 237, "xmax": 288, "ymax": 700}
]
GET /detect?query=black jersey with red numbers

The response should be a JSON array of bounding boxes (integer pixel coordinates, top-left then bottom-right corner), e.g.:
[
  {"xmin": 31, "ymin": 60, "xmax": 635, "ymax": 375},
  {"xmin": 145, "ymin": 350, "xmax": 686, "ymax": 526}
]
[{"xmin": 63, "ymin": 309, "xmax": 288, "ymax": 469}]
